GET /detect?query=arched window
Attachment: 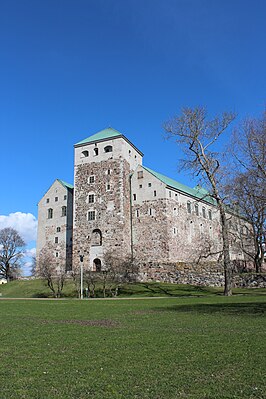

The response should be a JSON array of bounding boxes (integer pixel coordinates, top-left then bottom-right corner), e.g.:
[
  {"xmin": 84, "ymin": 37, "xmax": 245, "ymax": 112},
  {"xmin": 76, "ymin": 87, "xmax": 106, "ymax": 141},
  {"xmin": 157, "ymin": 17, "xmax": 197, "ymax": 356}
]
[
  {"xmin": 202, "ymin": 207, "xmax": 206, "ymax": 218},
  {"xmin": 195, "ymin": 204, "xmax": 199, "ymax": 216},
  {"xmin": 208, "ymin": 209, "xmax": 212, "ymax": 220},
  {"xmin": 187, "ymin": 201, "xmax": 191, "ymax": 214},
  {"xmin": 61, "ymin": 206, "xmax": 67, "ymax": 217},
  {"xmin": 104, "ymin": 145, "xmax": 113, "ymax": 153},
  {"xmin": 48, "ymin": 208, "xmax": 53, "ymax": 219},
  {"xmin": 81, "ymin": 150, "xmax": 89, "ymax": 158},
  {"xmin": 91, "ymin": 229, "xmax": 102, "ymax": 246},
  {"xmin": 93, "ymin": 258, "xmax": 101, "ymax": 272}
]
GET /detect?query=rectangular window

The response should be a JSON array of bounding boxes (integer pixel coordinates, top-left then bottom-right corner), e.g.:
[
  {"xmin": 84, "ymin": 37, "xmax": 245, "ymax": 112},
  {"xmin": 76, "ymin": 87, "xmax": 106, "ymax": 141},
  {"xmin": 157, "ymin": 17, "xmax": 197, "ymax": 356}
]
[
  {"xmin": 61, "ymin": 206, "xmax": 67, "ymax": 217},
  {"xmin": 208, "ymin": 210, "xmax": 212, "ymax": 220},
  {"xmin": 154, "ymin": 190, "xmax": 157, "ymax": 197},
  {"xmin": 56, "ymin": 227, "xmax": 61, "ymax": 232},
  {"xmin": 136, "ymin": 209, "xmax": 140, "ymax": 217},
  {"xmin": 55, "ymin": 197, "xmax": 58, "ymax": 202},
  {"xmin": 202, "ymin": 207, "xmax": 206, "ymax": 218},
  {"xmin": 88, "ymin": 194, "xmax": 95, "ymax": 203},
  {"xmin": 55, "ymin": 237, "xmax": 58, "ymax": 243},
  {"xmin": 195, "ymin": 204, "xmax": 199, "ymax": 216},
  {"xmin": 106, "ymin": 184, "xmax": 111, "ymax": 191},
  {"xmin": 133, "ymin": 194, "xmax": 136, "ymax": 200},
  {"xmin": 139, "ymin": 184, "xmax": 142, "ymax": 189},
  {"xmin": 107, "ymin": 169, "xmax": 111, "ymax": 175},
  {"xmin": 148, "ymin": 183, "xmax": 151, "ymax": 187},
  {"xmin": 187, "ymin": 202, "xmax": 191, "ymax": 214},
  {"xmin": 169, "ymin": 191, "xmax": 172, "ymax": 198},
  {"xmin": 46, "ymin": 198, "xmax": 49, "ymax": 203},
  {"xmin": 89, "ymin": 175, "xmax": 95, "ymax": 183},
  {"xmin": 88, "ymin": 211, "xmax": 96, "ymax": 221},
  {"xmin": 55, "ymin": 252, "xmax": 59, "ymax": 258},
  {"xmin": 137, "ymin": 171, "xmax": 143, "ymax": 179},
  {"xmin": 64, "ymin": 195, "xmax": 67, "ymax": 200},
  {"xmin": 48, "ymin": 208, "xmax": 53, "ymax": 219}
]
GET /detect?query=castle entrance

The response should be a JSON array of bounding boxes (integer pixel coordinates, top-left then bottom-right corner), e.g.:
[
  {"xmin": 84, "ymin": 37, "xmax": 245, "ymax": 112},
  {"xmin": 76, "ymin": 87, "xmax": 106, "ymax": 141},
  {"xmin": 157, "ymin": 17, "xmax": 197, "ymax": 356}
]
[{"xmin": 93, "ymin": 258, "xmax": 101, "ymax": 272}]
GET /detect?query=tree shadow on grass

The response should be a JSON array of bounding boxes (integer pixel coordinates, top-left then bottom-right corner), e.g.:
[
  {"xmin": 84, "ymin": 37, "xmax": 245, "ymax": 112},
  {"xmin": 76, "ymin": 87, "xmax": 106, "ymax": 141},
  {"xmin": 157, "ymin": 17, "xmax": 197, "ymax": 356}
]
[
  {"xmin": 156, "ymin": 302, "xmax": 266, "ymax": 316},
  {"xmin": 119, "ymin": 283, "xmax": 220, "ymax": 297}
]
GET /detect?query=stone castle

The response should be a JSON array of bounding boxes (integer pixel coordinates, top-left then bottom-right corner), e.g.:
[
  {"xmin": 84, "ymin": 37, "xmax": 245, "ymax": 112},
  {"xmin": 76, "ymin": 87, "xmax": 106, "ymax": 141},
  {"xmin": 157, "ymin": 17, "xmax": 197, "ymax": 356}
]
[{"xmin": 36, "ymin": 128, "xmax": 252, "ymax": 285}]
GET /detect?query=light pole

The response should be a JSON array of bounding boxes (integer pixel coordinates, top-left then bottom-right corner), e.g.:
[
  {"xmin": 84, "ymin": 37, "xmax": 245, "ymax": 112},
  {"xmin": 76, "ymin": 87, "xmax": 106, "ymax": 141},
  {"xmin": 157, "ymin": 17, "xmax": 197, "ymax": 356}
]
[{"xmin": 79, "ymin": 255, "xmax": 84, "ymax": 299}]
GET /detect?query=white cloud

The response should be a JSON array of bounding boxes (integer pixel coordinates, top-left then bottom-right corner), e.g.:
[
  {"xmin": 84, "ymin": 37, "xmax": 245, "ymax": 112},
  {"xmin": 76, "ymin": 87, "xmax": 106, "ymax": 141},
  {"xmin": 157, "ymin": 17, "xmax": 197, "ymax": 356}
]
[
  {"xmin": 0, "ymin": 212, "xmax": 37, "ymax": 243},
  {"xmin": 24, "ymin": 248, "xmax": 36, "ymax": 258}
]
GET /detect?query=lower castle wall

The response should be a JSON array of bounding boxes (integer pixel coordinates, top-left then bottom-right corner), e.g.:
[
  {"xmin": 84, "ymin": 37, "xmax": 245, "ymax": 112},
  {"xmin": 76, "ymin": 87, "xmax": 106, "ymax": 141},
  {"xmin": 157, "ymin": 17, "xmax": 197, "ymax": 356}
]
[{"xmin": 137, "ymin": 261, "xmax": 266, "ymax": 288}]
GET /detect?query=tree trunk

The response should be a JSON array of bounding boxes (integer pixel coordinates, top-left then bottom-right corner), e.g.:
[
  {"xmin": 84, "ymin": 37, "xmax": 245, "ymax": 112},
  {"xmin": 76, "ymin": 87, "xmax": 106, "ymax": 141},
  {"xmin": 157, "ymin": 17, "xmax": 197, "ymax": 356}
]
[{"xmin": 219, "ymin": 203, "xmax": 233, "ymax": 296}]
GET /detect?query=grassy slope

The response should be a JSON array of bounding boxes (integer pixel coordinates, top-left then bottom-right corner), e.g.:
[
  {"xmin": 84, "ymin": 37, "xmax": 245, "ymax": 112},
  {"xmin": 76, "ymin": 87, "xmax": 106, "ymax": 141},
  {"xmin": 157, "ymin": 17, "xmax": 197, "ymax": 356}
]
[
  {"xmin": 0, "ymin": 295, "xmax": 265, "ymax": 399},
  {"xmin": 1, "ymin": 279, "xmax": 266, "ymax": 299}
]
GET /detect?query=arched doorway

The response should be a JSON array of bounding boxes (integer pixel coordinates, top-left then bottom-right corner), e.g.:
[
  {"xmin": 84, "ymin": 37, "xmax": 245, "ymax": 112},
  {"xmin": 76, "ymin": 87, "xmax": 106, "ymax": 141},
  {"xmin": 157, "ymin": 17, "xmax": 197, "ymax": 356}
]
[{"xmin": 93, "ymin": 258, "xmax": 101, "ymax": 272}]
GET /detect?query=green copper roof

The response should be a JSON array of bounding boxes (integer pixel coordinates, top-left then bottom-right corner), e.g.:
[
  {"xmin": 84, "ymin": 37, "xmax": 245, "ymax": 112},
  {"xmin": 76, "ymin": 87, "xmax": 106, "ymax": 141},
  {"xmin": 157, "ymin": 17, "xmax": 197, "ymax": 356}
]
[
  {"xmin": 143, "ymin": 166, "xmax": 215, "ymax": 204},
  {"xmin": 75, "ymin": 127, "xmax": 122, "ymax": 146},
  {"xmin": 57, "ymin": 179, "xmax": 74, "ymax": 190}
]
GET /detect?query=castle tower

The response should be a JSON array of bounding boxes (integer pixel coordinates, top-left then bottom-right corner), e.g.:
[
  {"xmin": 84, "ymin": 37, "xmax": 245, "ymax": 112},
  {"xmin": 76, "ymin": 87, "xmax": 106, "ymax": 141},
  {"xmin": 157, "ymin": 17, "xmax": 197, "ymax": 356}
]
[{"xmin": 72, "ymin": 128, "xmax": 143, "ymax": 271}]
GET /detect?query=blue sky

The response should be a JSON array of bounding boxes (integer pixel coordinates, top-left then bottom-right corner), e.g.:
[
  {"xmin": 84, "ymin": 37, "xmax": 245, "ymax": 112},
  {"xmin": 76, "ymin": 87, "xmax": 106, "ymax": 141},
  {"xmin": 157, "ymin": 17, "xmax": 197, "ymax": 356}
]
[{"xmin": 0, "ymin": 0, "xmax": 265, "ymax": 273}]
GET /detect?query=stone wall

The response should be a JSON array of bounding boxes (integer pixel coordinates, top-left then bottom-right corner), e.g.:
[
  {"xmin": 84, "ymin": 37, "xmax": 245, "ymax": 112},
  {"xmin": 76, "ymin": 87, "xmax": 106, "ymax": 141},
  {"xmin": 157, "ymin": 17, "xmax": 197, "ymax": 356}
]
[{"xmin": 137, "ymin": 260, "xmax": 266, "ymax": 288}]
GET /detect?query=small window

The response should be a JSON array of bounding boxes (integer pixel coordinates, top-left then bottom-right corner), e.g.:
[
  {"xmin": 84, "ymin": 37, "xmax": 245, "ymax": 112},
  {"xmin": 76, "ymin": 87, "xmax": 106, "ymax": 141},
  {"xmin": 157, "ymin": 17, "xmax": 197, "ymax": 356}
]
[
  {"xmin": 64, "ymin": 195, "xmax": 67, "ymax": 200},
  {"xmin": 208, "ymin": 210, "xmax": 212, "ymax": 220},
  {"xmin": 81, "ymin": 150, "xmax": 89, "ymax": 158},
  {"xmin": 56, "ymin": 227, "xmax": 61, "ymax": 232},
  {"xmin": 94, "ymin": 148, "xmax": 98, "ymax": 156},
  {"xmin": 173, "ymin": 227, "xmax": 177, "ymax": 235},
  {"xmin": 136, "ymin": 209, "xmax": 140, "ymax": 217},
  {"xmin": 88, "ymin": 211, "xmax": 96, "ymax": 221},
  {"xmin": 48, "ymin": 208, "xmax": 53, "ymax": 219},
  {"xmin": 55, "ymin": 197, "xmax": 58, "ymax": 202},
  {"xmin": 169, "ymin": 191, "xmax": 172, "ymax": 198},
  {"xmin": 89, "ymin": 175, "xmax": 95, "ymax": 183},
  {"xmin": 55, "ymin": 237, "xmax": 58, "ymax": 244},
  {"xmin": 138, "ymin": 171, "xmax": 143, "ymax": 179},
  {"xmin": 133, "ymin": 194, "xmax": 136, "ymax": 201},
  {"xmin": 88, "ymin": 194, "xmax": 95, "ymax": 204},
  {"xmin": 55, "ymin": 252, "xmax": 59, "ymax": 258},
  {"xmin": 129, "ymin": 150, "xmax": 131, "ymax": 155},
  {"xmin": 202, "ymin": 207, "xmax": 206, "ymax": 218},
  {"xmin": 148, "ymin": 183, "xmax": 151, "ymax": 187},
  {"xmin": 46, "ymin": 198, "xmax": 49, "ymax": 203},
  {"xmin": 106, "ymin": 183, "xmax": 111, "ymax": 191},
  {"xmin": 61, "ymin": 206, "xmax": 67, "ymax": 217},
  {"xmin": 195, "ymin": 204, "xmax": 199, "ymax": 216},
  {"xmin": 139, "ymin": 184, "xmax": 142, "ymax": 188},
  {"xmin": 187, "ymin": 201, "xmax": 191, "ymax": 214},
  {"xmin": 104, "ymin": 145, "xmax": 113, "ymax": 153},
  {"xmin": 154, "ymin": 190, "xmax": 157, "ymax": 197},
  {"xmin": 173, "ymin": 207, "xmax": 177, "ymax": 215},
  {"xmin": 107, "ymin": 169, "xmax": 111, "ymax": 175}
]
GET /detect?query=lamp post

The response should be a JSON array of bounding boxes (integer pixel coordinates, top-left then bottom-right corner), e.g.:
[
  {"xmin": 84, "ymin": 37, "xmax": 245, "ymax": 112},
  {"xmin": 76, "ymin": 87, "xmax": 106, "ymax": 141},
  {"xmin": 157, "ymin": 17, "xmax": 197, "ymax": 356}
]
[{"xmin": 79, "ymin": 255, "xmax": 84, "ymax": 299}]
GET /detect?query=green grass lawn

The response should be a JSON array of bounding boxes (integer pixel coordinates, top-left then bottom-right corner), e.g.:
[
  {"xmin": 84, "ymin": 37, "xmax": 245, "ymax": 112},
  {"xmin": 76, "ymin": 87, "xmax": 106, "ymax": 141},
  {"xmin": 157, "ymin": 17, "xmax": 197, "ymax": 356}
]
[{"xmin": 0, "ymin": 293, "xmax": 265, "ymax": 398}]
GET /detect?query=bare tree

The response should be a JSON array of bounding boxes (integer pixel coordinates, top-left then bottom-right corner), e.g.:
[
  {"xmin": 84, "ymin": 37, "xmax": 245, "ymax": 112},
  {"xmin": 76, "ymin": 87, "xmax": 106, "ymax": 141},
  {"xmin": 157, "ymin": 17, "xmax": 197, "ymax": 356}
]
[
  {"xmin": 228, "ymin": 112, "xmax": 266, "ymax": 271},
  {"xmin": 0, "ymin": 227, "xmax": 25, "ymax": 280},
  {"xmin": 30, "ymin": 255, "xmax": 36, "ymax": 276},
  {"xmin": 164, "ymin": 107, "xmax": 236, "ymax": 296},
  {"xmin": 38, "ymin": 250, "xmax": 66, "ymax": 298}
]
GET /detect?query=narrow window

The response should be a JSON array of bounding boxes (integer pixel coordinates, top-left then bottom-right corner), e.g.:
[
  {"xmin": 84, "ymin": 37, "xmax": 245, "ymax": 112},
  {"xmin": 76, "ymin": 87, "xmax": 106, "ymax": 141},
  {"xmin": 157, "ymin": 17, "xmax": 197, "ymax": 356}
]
[
  {"xmin": 148, "ymin": 183, "xmax": 151, "ymax": 187},
  {"xmin": 88, "ymin": 194, "xmax": 95, "ymax": 204},
  {"xmin": 81, "ymin": 150, "xmax": 89, "ymax": 158},
  {"xmin": 169, "ymin": 191, "xmax": 172, "ymax": 198},
  {"xmin": 55, "ymin": 237, "xmax": 58, "ymax": 244},
  {"xmin": 56, "ymin": 227, "xmax": 61, "ymax": 232},
  {"xmin": 173, "ymin": 227, "xmax": 177, "ymax": 235},
  {"xmin": 195, "ymin": 204, "xmax": 199, "ymax": 216},
  {"xmin": 202, "ymin": 207, "xmax": 206, "ymax": 218},
  {"xmin": 88, "ymin": 211, "xmax": 96, "ymax": 221},
  {"xmin": 137, "ymin": 171, "xmax": 143, "ymax": 179},
  {"xmin": 136, "ymin": 209, "xmax": 140, "ymax": 217},
  {"xmin": 61, "ymin": 206, "xmax": 67, "ymax": 216},
  {"xmin": 129, "ymin": 150, "xmax": 131, "ymax": 155},
  {"xmin": 133, "ymin": 194, "xmax": 136, "ymax": 201},
  {"xmin": 89, "ymin": 175, "xmax": 95, "ymax": 183},
  {"xmin": 64, "ymin": 195, "xmax": 67, "ymax": 200},
  {"xmin": 208, "ymin": 210, "xmax": 212, "ymax": 220},
  {"xmin": 46, "ymin": 198, "xmax": 49, "ymax": 203},
  {"xmin": 55, "ymin": 197, "xmax": 58, "ymax": 202},
  {"xmin": 94, "ymin": 148, "xmax": 98, "ymax": 156},
  {"xmin": 55, "ymin": 252, "xmax": 59, "ymax": 258},
  {"xmin": 149, "ymin": 208, "xmax": 152, "ymax": 216},
  {"xmin": 154, "ymin": 190, "xmax": 157, "ymax": 197},
  {"xmin": 106, "ymin": 183, "xmax": 111, "ymax": 191},
  {"xmin": 104, "ymin": 145, "xmax": 113, "ymax": 153},
  {"xmin": 139, "ymin": 184, "xmax": 142, "ymax": 188},
  {"xmin": 107, "ymin": 169, "xmax": 111, "ymax": 175},
  {"xmin": 187, "ymin": 201, "xmax": 191, "ymax": 214},
  {"xmin": 48, "ymin": 208, "xmax": 53, "ymax": 219}
]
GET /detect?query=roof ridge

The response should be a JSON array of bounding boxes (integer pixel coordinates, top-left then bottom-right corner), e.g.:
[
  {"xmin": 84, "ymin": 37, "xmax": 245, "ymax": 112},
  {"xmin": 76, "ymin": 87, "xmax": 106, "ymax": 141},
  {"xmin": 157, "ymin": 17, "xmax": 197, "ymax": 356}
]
[{"xmin": 57, "ymin": 179, "xmax": 74, "ymax": 189}]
